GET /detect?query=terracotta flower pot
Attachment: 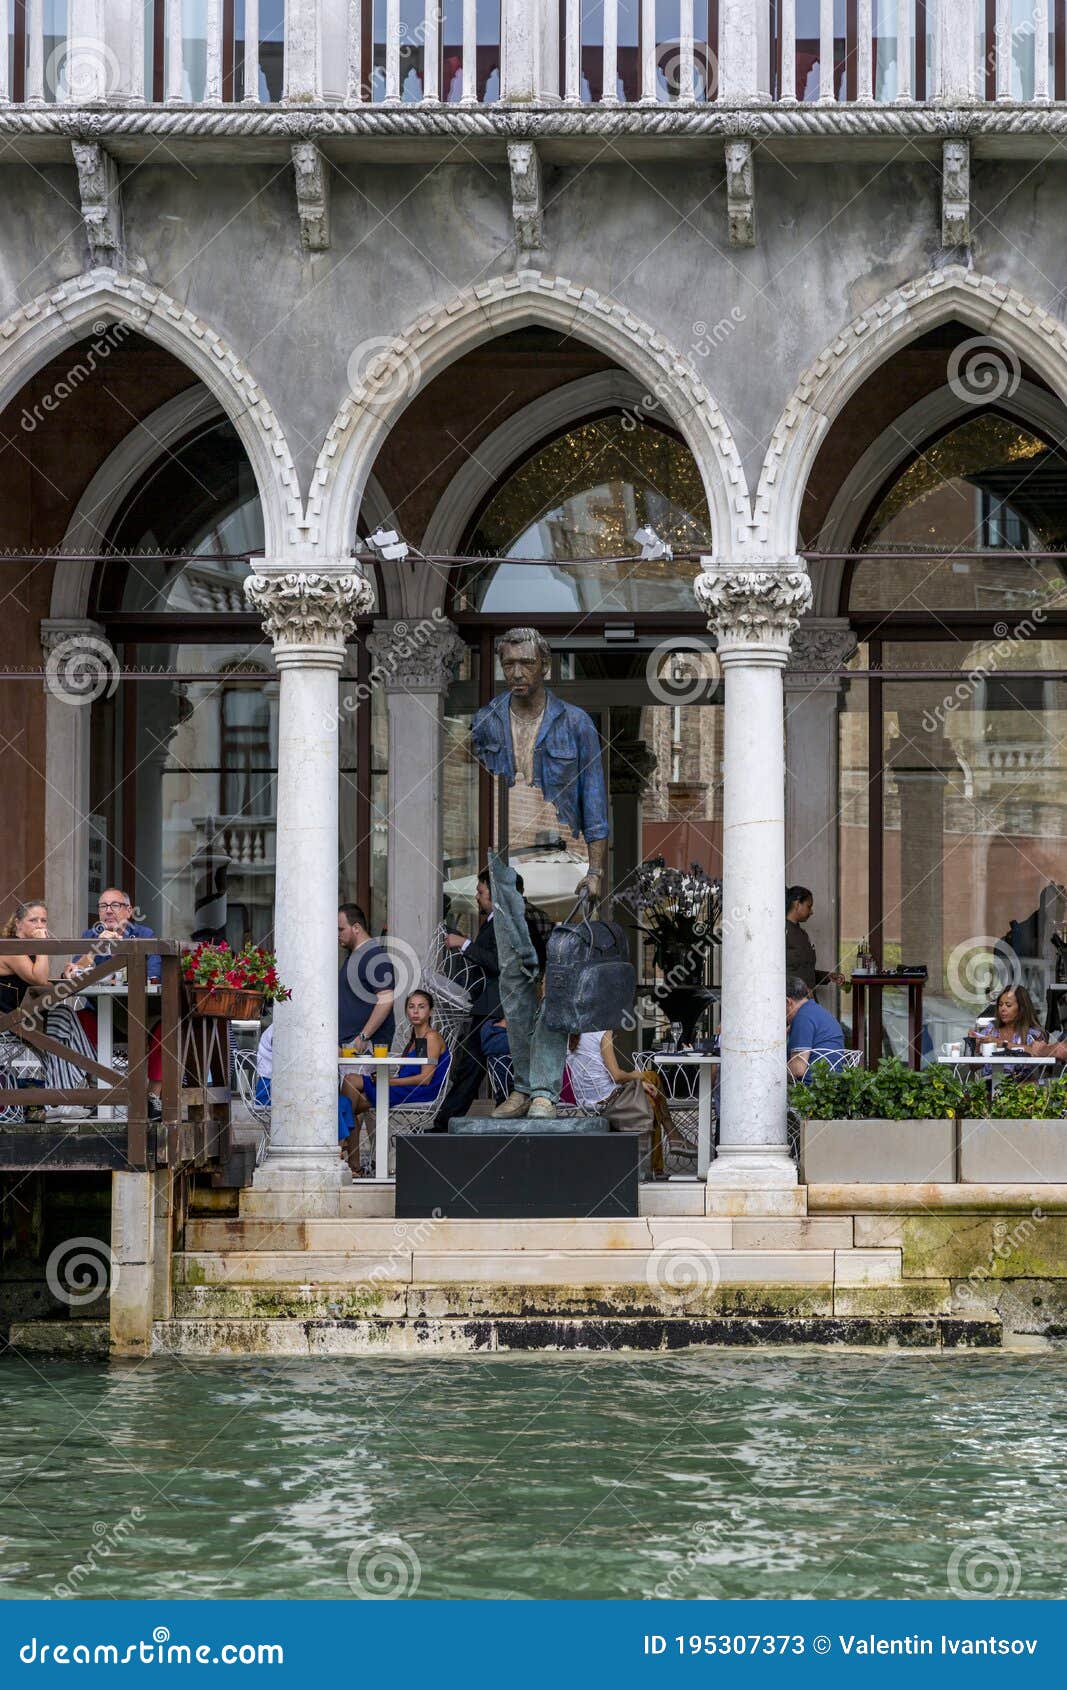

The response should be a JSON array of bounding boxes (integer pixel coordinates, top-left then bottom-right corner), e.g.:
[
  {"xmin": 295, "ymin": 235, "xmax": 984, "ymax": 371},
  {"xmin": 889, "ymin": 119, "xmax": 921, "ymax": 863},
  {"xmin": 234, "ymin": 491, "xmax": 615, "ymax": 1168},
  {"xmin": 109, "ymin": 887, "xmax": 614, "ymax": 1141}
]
[{"xmin": 188, "ymin": 985, "xmax": 265, "ymax": 1021}]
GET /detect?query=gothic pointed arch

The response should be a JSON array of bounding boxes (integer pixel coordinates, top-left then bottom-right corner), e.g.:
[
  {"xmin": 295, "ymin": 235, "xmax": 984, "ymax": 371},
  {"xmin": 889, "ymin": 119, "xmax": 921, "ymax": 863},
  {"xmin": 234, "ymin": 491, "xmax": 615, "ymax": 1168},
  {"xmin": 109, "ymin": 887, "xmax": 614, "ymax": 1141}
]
[
  {"xmin": 757, "ymin": 266, "xmax": 1067, "ymax": 559},
  {"xmin": 0, "ymin": 267, "xmax": 301, "ymax": 558},
  {"xmin": 310, "ymin": 269, "xmax": 750, "ymax": 562}
]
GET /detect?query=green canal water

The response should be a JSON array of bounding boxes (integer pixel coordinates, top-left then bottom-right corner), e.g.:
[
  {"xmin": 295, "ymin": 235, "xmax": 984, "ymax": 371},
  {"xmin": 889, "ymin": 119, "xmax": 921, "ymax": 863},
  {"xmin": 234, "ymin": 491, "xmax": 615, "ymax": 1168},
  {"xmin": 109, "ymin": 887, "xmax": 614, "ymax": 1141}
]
[{"xmin": 1, "ymin": 1350, "xmax": 1064, "ymax": 1601}]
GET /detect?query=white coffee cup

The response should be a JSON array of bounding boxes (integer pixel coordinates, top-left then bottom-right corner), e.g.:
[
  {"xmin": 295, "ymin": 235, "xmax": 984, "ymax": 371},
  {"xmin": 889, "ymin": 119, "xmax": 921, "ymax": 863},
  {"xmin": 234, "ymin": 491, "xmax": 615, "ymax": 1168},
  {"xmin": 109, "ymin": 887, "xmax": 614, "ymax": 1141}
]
[
  {"xmin": 949, "ymin": 1042, "xmax": 963, "ymax": 1059},
  {"xmin": 981, "ymin": 1041, "xmax": 997, "ymax": 1057}
]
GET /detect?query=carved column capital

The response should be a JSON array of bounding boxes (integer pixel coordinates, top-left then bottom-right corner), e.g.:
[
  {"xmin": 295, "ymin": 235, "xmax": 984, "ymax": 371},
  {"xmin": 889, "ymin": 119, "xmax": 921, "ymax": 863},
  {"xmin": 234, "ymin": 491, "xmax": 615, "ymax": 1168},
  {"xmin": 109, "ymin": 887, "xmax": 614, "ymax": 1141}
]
[
  {"xmin": 39, "ymin": 617, "xmax": 115, "ymax": 701},
  {"xmin": 695, "ymin": 565, "xmax": 813, "ymax": 662},
  {"xmin": 784, "ymin": 618, "xmax": 858, "ymax": 690},
  {"xmin": 244, "ymin": 564, "xmax": 373, "ymax": 661},
  {"xmin": 367, "ymin": 617, "xmax": 465, "ymax": 693}
]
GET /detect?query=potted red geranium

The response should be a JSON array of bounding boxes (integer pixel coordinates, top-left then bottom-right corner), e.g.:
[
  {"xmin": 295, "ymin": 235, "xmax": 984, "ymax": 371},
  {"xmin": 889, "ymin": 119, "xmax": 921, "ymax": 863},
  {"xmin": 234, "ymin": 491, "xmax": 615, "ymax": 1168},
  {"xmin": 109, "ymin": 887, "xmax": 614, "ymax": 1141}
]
[{"xmin": 182, "ymin": 942, "xmax": 292, "ymax": 1020}]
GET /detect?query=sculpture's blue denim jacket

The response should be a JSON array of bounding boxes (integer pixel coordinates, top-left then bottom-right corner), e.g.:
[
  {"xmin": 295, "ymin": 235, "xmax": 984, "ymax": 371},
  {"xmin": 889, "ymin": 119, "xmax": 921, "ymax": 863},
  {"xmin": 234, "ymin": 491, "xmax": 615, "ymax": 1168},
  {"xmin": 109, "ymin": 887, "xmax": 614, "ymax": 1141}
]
[{"xmin": 472, "ymin": 690, "xmax": 609, "ymax": 843}]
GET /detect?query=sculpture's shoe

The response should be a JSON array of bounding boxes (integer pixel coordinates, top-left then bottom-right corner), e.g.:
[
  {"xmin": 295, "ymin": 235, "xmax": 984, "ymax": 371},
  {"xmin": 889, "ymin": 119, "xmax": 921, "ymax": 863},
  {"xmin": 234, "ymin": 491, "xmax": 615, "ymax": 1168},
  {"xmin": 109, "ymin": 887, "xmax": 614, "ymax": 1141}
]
[
  {"xmin": 528, "ymin": 1097, "xmax": 557, "ymax": 1119},
  {"xmin": 491, "ymin": 1091, "xmax": 531, "ymax": 1118}
]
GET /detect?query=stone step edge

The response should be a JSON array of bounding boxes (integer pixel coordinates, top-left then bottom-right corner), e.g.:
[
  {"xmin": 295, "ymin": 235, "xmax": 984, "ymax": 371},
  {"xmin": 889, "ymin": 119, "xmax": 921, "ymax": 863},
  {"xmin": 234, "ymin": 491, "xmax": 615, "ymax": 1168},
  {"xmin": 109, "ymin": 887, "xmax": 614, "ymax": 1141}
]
[
  {"xmin": 173, "ymin": 1247, "xmax": 902, "ymax": 1287},
  {"xmin": 152, "ymin": 1314, "xmax": 1002, "ymax": 1356}
]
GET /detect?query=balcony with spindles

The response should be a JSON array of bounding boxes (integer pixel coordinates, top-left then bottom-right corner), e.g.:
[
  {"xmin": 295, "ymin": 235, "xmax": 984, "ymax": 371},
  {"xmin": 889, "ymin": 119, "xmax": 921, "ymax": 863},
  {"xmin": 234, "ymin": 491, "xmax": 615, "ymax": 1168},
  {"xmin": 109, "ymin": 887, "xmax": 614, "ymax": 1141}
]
[{"xmin": 2, "ymin": 1, "xmax": 1065, "ymax": 119}]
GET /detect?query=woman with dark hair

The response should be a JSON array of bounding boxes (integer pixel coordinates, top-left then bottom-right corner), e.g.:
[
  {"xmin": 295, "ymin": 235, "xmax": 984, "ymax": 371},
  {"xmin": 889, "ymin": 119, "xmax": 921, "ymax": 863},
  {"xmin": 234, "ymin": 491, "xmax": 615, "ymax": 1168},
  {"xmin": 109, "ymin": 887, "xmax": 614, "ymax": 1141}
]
[
  {"xmin": 0, "ymin": 900, "xmax": 98, "ymax": 1121},
  {"xmin": 341, "ymin": 991, "xmax": 450, "ymax": 1109},
  {"xmin": 972, "ymin": 985, "xmax": 1047, "ymax": 1075}
]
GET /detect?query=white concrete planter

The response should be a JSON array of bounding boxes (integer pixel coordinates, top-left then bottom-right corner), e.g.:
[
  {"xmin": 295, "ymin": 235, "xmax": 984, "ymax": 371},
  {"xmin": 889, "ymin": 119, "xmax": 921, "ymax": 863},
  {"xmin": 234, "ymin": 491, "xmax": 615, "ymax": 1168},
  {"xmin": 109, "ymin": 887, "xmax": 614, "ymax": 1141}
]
[
  {"xmin": 799, "ymin": 1118, "xmax": 956, "ymax": 1185},
  {"xmin": 959, "ymin": 1118, "xmax": 1067, "ymax": 1184}
]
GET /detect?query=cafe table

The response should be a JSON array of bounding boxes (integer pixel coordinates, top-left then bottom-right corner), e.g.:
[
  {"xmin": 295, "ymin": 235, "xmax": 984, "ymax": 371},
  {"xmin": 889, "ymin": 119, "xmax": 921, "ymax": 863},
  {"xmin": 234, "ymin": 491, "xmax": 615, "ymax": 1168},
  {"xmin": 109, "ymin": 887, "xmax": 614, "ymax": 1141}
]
[
  {"xmin": 79, "ymin": 979, "xmax": 160, "ymax": 1122},
  {"xmin": 650, "ymin": 1052, "xmax": 720, "ymax": 1178},
  {"xmin": 936, "ymin": 1052, "xmax": 1055, "ymax": 1101},
  {"xmin": 338, "ymin": 1054, "xmax": 412, "ymax": 1180}
]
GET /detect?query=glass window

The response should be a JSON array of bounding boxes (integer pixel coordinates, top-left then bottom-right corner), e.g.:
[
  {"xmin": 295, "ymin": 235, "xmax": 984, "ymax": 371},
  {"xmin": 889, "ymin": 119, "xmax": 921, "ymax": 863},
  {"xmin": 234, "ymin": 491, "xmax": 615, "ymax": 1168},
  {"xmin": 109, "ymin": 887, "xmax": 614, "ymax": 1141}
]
[
  {"xmin": 234, "ymin": 0, "xmax": 285, "ymax": 100},
  {"xmin": 460, "ymin": 415, "xmax": 711, "ymax": 614},
  {"xmin": 852, "ymin": 413, "xmax": 1067, "ymax": 613},
  {"xmin": 881, "ymin": 647, "xmax": 1067, "ymax": 1050}
]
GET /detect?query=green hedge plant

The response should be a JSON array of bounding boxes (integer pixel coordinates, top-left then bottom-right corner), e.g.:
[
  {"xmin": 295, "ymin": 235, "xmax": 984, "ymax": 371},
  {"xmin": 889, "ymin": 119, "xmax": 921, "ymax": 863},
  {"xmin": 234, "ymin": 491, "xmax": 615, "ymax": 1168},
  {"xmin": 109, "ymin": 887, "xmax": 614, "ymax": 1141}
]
[
  {"xmin": 792, "ymin": 1058, "xmax": 968, "ymax": 1121},
  {"xmin": 788, "ymin": 1057, "xmax": 1063, "ymax": 1121}
]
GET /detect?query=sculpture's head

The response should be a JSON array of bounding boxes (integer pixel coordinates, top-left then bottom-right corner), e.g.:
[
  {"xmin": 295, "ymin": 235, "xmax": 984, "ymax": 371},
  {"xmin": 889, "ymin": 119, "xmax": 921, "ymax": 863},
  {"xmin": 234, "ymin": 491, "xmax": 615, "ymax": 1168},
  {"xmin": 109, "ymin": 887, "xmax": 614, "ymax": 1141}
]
[{"xmin": 497, "ymin": 627, "xmax": 551, "ymax": 702}]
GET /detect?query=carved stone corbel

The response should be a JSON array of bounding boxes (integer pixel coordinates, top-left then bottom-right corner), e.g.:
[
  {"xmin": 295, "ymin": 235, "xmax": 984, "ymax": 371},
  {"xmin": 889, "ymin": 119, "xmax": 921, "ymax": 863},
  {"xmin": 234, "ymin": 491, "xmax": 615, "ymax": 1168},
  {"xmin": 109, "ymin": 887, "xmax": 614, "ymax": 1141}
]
[
  {"xmin": 942, "ymin": 139, "xmax": 970, "ymax": 247},
  {"xmin": 725, "ymin": 139, "xmax": 755, "ymax": 249},
  {"xmin": 508, "ymin": 140, "xmax": 544, "ymax": 256},
  {"xmin": 71, "ymin": 142, "xmax": 124, "ymax": 266},
  {"xmin": 291, "ymin": 141, "xmax": 330, "ymax": 252}
]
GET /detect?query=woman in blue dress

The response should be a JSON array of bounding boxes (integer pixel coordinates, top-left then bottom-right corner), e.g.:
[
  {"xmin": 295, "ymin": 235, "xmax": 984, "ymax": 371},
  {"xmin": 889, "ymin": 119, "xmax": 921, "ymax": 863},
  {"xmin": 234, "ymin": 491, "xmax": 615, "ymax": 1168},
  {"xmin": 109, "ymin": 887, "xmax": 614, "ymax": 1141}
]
[{"xmin": 341, "ymin": 991, "xmax": 451, "ymax": 1168}]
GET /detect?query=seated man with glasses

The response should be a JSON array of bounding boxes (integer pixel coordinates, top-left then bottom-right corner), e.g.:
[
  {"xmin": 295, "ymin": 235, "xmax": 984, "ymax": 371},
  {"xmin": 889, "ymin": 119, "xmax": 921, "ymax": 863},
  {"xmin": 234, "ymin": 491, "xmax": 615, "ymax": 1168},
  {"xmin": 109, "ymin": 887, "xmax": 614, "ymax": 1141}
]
[
  {"xmin": 76, "ymin": 889, "xmax": 161, "ymax": 983},
  {"xmin": 71, "ymin": 889, "xmax": 164, "ymax": 1117}
]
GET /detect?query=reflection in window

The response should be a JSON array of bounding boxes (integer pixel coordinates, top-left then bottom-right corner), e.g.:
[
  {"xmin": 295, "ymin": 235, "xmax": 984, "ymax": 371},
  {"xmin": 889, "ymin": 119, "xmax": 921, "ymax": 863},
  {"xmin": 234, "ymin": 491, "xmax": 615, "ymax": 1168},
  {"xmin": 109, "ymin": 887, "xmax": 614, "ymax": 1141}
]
[
  {"xmin": 852, "ymin": 413, "xmax": 1067, "ymax": 613},
  {"xmin": 460, "ymin": 414, "xmax": 711, "ymax": 614}
]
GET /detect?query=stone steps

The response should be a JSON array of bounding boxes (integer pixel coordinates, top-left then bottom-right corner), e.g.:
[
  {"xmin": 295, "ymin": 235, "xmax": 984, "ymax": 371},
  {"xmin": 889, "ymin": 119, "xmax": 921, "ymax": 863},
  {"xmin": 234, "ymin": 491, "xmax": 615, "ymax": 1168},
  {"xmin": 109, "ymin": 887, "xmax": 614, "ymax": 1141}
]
[
  {"xmin": 232, "ymin": 1180, "xmax": 799, "ymax": 1222},
  {"xmin": 182, "ymin": 1215, "xmax": 854, "ymax": 1254},
  {"xmin": 175, "ymin": 1245, "xmax": 902, "ymax": 1287},
  {"xmin": 153, "ymin": 1312, "xmax": 1001, "ymax": 1357}
]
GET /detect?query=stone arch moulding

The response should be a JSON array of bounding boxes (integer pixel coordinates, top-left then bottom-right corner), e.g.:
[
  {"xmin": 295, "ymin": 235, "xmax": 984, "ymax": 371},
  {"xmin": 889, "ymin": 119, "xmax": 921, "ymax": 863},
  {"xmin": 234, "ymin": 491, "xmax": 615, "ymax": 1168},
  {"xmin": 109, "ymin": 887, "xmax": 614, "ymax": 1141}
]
[
  {"xmin": 810, "ymin": 378, "xmax": 1067, "ymax": 617},
  {"xmin": 309, "ymin": 270, "xmax": 752, "ymax": 564},
  {"xmin": 0, "ymin": 268, "xmax": 301, "ymax": 561},
  {"xmin": 421, "ymin": 369, "xmax": 654, "ymax": 556},
  {"xmin": 756, "ymin": 266, "xmax": 1067, "ymax": 563}
]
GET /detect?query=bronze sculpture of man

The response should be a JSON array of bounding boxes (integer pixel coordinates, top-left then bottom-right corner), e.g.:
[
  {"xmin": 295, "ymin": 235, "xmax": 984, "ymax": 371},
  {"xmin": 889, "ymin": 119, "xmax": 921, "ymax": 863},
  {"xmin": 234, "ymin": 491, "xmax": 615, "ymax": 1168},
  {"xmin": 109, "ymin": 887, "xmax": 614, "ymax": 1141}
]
[{"xmin": 470, "ymin": 628, "xmax": 609, "ymax": 1118}]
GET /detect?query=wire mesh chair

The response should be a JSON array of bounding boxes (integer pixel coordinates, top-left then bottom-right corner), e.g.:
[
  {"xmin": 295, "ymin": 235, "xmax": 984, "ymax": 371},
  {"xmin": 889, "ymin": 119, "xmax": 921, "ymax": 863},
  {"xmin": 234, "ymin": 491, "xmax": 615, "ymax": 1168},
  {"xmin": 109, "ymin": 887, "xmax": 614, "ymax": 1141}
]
[
  {"xmin": 232, "ymin": 1047, "xmax": 271, "ymax": 1165},
  {"xmin": 0, "ymin": 1034, "xmax": 37, "ymax": 1123},
  {"xmin": 643, "ymin": 1052, "xmax": 702, "ymax": 1171}
]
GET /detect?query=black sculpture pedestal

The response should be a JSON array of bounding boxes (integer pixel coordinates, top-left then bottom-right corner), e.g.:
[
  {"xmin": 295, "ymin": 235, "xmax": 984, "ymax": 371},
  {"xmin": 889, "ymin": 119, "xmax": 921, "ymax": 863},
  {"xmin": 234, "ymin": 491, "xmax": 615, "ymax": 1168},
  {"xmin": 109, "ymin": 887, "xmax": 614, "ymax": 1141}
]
[{"xmin": 395, "ymin": 1116, "xmax": 641, "ymax": 1219}]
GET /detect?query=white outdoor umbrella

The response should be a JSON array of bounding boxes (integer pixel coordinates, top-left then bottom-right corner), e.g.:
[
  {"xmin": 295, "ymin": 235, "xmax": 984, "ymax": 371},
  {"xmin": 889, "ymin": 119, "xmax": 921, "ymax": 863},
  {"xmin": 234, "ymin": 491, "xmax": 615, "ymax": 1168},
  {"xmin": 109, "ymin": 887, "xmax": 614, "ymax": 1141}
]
[{"xmin": 444, "ymin": 851, "xmax": 589, "ymax": 919}]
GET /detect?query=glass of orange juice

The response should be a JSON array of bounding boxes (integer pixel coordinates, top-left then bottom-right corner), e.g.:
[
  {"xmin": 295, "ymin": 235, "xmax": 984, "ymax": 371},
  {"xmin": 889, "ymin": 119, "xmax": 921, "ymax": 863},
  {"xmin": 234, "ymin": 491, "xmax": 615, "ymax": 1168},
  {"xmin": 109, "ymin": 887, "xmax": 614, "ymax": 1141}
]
[
  {"xmin": 339, "ymin": 1045, "xmax": 357, "ymax": 1059},
  {"xmin": 373, "ymin": 1043, "xmax": 389, "ymax": 1058}
]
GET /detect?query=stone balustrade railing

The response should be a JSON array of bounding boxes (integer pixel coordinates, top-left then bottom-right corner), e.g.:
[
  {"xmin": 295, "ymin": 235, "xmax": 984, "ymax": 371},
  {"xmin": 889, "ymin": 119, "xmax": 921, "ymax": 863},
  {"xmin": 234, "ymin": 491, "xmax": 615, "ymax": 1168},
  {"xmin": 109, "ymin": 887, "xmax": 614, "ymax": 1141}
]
[
  {"xmin": 193, "ymin": 816, "xmax": 277, "ymax": 868},
  {"xmin": 0, "ymin": 0, "xmax": 1061, "ymax": 110}
]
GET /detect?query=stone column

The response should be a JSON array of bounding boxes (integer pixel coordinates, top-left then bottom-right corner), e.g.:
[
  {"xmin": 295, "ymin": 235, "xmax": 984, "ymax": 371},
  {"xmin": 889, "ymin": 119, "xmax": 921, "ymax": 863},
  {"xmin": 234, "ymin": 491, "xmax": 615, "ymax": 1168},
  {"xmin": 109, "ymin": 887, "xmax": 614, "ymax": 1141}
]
[
  {"xmin": 610, "ymin": 731, "xmax": 657, "ymax": 1054},
  {"xmin": 40, "ymin": 618, "xmax": 109, "ymax": 938},
  {"xmin": 367, "ymin": 618, "xmax": 465, "ymax": 978},
  {"xmin": 695, "ymin": 565, "xmax": 812, "ymax": 1191},
  {"xmin": 283, "ymin": 0, "xmax": 323, "ymax": 99},
  {"xmin": 718, "ymin": 0, "xmax": 772, "ymax": 101},
  {"xmin": 935, "ymin": 0, "xmax": 978, "ymax": 103},
  {"xmin": 501, "ymin": 0, "xmax": 540, "ymax": 100},
  {"xmin": 245, "ymin": 563, "xmax": 373, "ymax": 1188},
  {"xmin": 784, "ymin": 620, "xmax": 857, "ymax": 999}
]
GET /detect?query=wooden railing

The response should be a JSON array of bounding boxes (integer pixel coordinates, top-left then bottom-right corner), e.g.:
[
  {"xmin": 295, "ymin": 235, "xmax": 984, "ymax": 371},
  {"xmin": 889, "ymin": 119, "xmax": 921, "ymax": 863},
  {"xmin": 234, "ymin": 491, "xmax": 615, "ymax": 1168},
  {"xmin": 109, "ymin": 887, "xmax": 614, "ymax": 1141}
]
[{"xmin": 0, "ymin": 940, "xmax": 233, "ymax": 1175}]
